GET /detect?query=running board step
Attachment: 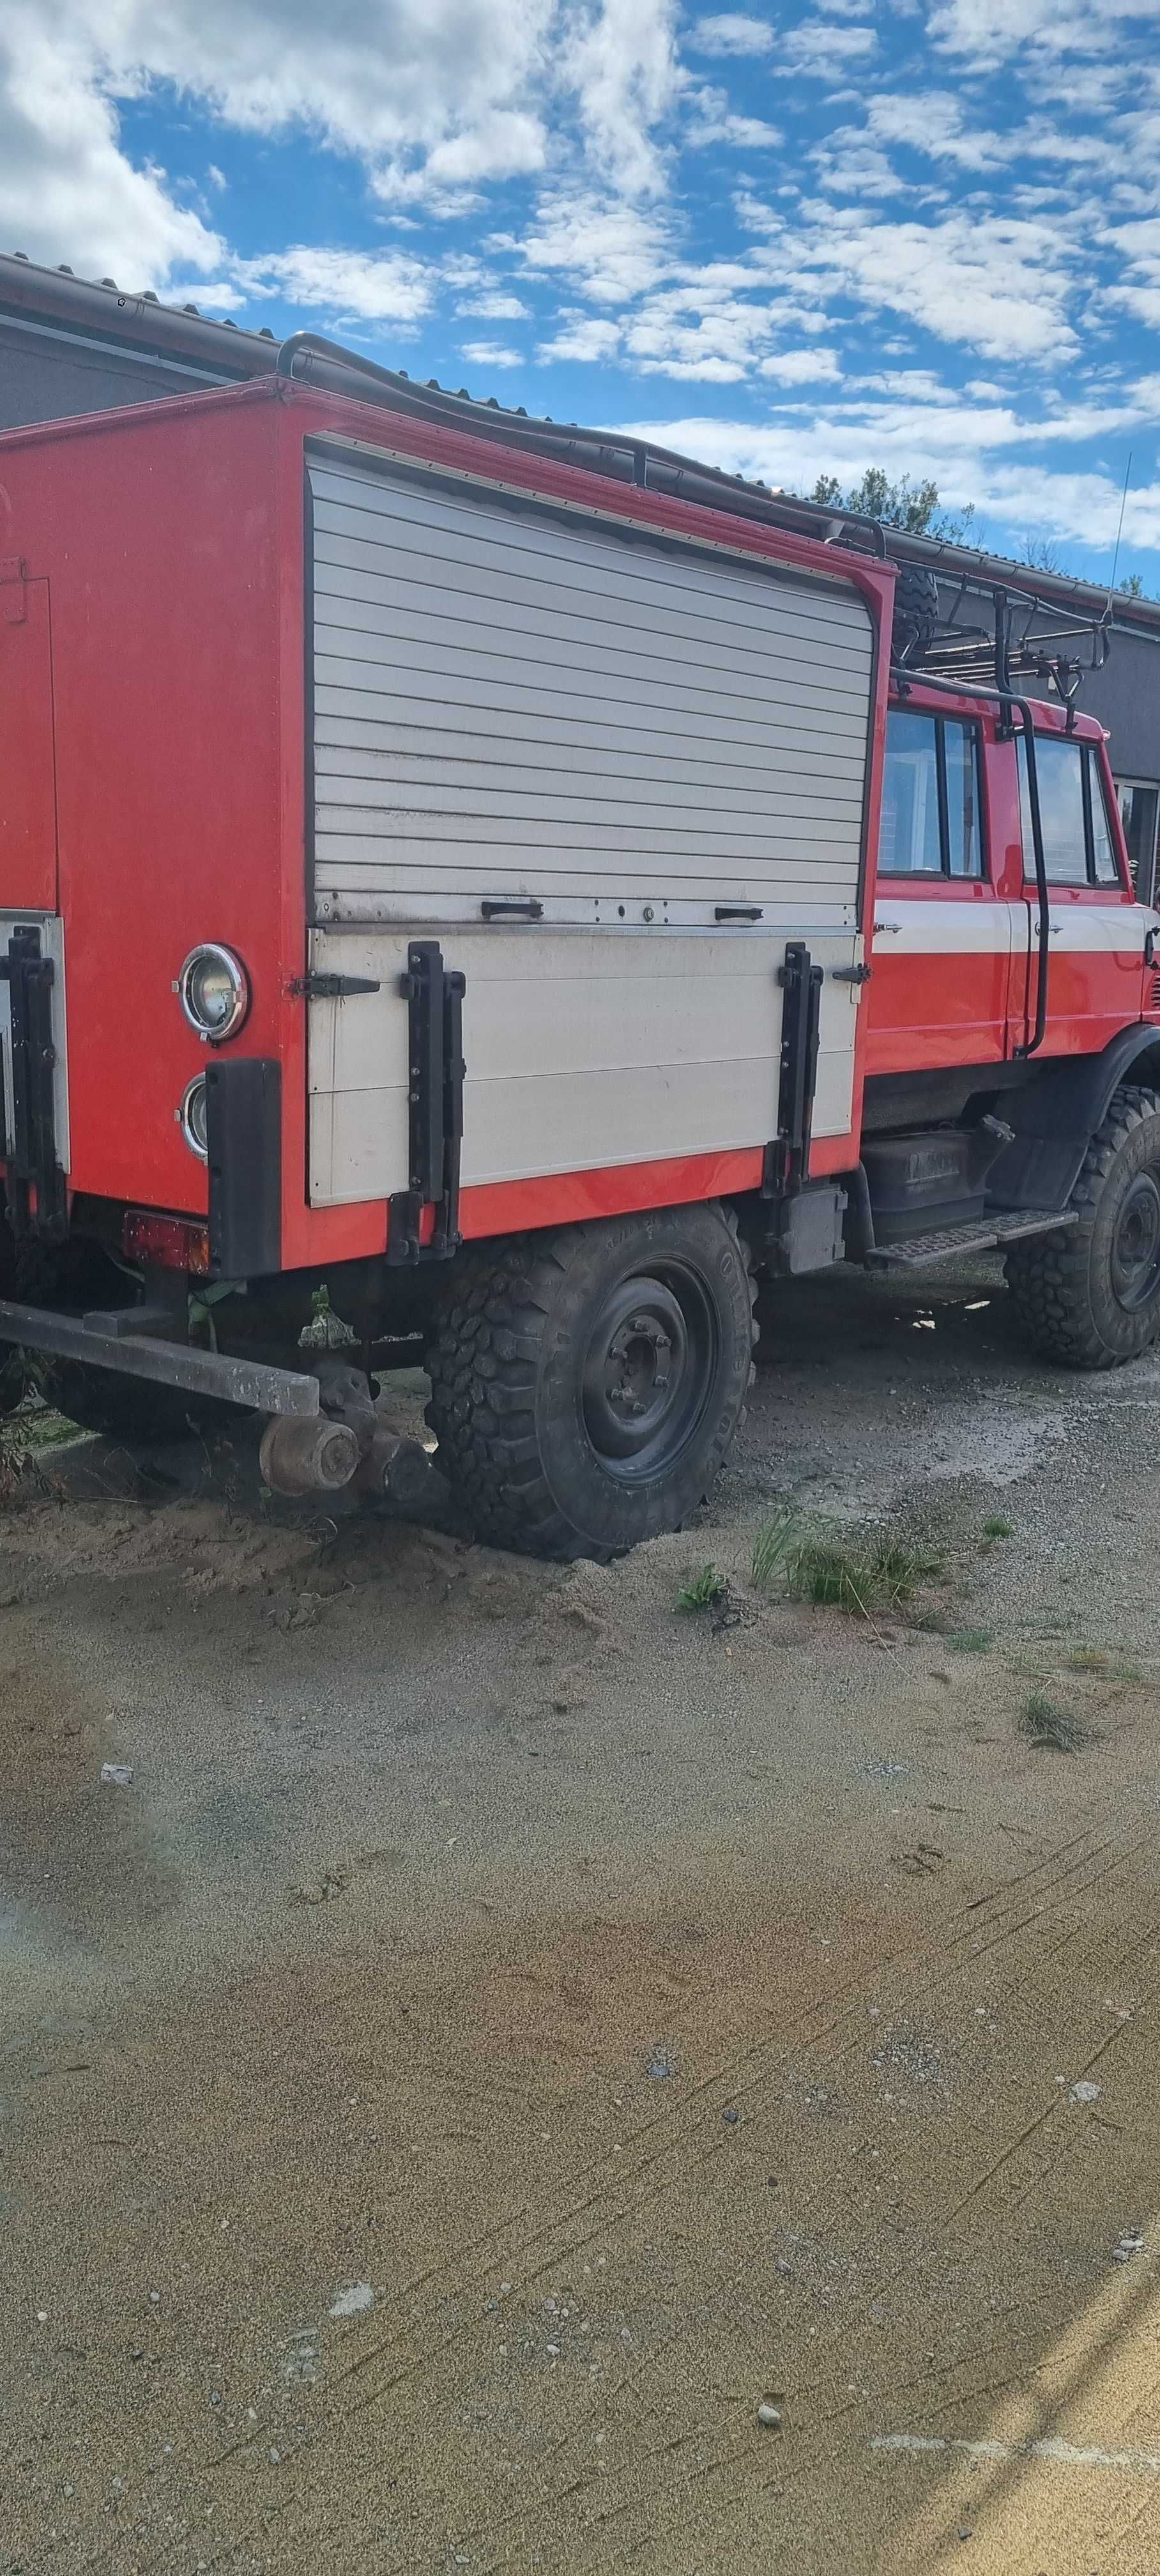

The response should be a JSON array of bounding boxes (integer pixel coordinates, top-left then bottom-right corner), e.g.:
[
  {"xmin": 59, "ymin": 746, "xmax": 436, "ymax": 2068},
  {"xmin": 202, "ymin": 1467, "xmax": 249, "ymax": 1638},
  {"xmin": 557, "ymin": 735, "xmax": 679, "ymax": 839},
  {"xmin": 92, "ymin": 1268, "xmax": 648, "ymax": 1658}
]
[{"xmin": 864, "ymin": 1208, "xmax": 1078, "ymax": 1273}]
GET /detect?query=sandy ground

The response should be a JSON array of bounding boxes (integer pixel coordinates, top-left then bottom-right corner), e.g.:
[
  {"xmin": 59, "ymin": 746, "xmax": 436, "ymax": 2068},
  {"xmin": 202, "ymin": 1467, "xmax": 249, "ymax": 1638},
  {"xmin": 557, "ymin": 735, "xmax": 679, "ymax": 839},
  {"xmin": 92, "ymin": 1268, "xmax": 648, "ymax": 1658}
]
[{"xmin": 4, "ymin": 1257, "xmax": 1160, "ymax": 2573}]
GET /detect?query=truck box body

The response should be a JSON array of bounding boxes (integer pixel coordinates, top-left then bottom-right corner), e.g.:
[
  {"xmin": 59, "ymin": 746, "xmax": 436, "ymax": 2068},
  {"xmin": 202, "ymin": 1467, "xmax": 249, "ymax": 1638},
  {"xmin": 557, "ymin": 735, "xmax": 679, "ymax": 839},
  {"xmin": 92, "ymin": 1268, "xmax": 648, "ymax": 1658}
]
[{"xmin": 0, "ymin": 377, "xmax": 892, "ymax": 1271}]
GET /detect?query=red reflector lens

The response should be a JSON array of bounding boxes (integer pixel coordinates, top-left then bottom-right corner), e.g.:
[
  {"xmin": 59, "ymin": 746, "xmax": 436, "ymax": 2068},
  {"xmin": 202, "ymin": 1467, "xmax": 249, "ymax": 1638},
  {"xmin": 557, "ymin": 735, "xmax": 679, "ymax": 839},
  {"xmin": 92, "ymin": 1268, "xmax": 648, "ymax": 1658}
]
[{"xmin": 122, "ymin": 1211, "xmax": 210, "ymax": 1275}]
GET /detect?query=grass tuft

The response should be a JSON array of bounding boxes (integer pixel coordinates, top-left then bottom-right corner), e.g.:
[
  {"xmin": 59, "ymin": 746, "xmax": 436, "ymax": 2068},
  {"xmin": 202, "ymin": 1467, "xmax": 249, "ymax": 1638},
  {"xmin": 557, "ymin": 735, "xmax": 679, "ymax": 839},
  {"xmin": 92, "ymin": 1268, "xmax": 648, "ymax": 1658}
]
[
  {"xmin": 982, "ymin": 1515, "xmax": 1014, "ymax": 1540},
  {"xmin": 750, "ymin": 1510, "xmax": 799, "ymax": 1593},
  {"xmin": 1019, "ymin": 1689, "xmax": 1095, "ymax": 1754},
  {"xmin": 947, "ymin": 1629, "xmax": 993, "ymax": 1654},
  {"xmin": 676, "ymin": 1563, "xmax": 726, "ymax": 1614},
  {"xmin": 784, "ymin": 1526, "xmax": 940, "ymax": 1620}
]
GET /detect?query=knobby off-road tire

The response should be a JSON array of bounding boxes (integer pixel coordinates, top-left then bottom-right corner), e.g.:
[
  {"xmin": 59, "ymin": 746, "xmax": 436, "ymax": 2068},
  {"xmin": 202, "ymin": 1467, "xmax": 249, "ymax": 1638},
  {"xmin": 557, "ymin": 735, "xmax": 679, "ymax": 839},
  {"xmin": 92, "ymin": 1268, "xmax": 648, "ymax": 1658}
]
[
  {"xmin": 1005, "ymin": 1084, "xmax": 1160, "ymax": 1368},
  {"xmin": 425, "ymin": 1204, "xmax": 758, "ymax": 1560}
]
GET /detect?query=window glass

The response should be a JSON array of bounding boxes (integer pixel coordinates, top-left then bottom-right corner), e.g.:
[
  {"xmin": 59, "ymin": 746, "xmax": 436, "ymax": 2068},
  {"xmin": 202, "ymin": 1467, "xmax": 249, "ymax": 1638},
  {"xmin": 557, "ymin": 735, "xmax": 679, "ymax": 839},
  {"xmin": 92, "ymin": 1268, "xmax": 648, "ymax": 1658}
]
[
  {"xmin": 881, "ymin": 712, "xmax": 942, "ymax": 874},
  {"xmin": 944, "ymin": 721, "xmax": 981, "ymax": 878},
  {"xmin": 1018, "ymin": 735, "xmax": 1088, "ymax": 885},
  {"xmin": 1088, "ymin": 753, "xmax": 1120, "ymax": 885},
  {"xmin": 1118, "ymin": 780, "xmax": 1160, "ymax": 904}
]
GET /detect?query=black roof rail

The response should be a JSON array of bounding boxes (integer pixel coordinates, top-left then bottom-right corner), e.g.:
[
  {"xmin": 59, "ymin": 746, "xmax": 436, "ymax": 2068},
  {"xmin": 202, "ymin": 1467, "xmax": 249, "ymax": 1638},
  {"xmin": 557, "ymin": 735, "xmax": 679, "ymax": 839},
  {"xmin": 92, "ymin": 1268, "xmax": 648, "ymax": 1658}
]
[{"xmin": 274, "ymin": 330, "xmax": 889, "ymax": 561}]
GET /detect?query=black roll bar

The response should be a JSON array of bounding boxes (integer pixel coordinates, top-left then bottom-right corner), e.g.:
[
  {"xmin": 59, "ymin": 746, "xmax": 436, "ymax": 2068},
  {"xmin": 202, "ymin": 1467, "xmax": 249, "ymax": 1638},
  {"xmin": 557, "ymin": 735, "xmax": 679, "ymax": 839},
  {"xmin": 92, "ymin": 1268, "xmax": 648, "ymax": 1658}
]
[{"xmin": 273, "ymin": 330, "xmax": 889, "ymax": 558}]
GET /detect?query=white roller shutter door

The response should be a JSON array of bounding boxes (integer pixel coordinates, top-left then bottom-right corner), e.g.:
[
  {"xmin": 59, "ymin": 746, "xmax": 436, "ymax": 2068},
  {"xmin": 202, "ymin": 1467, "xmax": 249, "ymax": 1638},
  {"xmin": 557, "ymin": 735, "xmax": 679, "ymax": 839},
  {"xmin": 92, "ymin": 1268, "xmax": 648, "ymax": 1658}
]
[{"xmin": 307, "ymin": 448, "xmax": 874, "ymax": 930}]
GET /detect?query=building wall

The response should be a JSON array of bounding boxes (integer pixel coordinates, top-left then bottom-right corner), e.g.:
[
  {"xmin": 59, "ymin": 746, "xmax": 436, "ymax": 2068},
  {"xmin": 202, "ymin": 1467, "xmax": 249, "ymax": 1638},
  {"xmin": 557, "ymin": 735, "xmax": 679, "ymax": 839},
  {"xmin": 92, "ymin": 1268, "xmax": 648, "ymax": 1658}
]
[{"xmin": 0, "ymin": 318, "xmax": 231, "ymax": 431}]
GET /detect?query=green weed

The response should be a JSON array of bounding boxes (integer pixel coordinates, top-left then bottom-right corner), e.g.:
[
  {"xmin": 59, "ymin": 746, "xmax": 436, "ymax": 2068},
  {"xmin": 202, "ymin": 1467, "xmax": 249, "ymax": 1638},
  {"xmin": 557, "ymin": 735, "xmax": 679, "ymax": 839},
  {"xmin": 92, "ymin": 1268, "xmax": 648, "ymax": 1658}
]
[
  {"xmin": 982, "ymin": 1515, "xmax": 1014, "ymax": 1540},
  {"xmin": 1019, "ymin": 1690, "xmax": 1095, "ymax": 1754},
  {"xmin": 947, "ymin": 1629, "xmax": 993, "ymax": 1653},
  {"xmin": 677, "ymin": 1563, "xmax": 726, "ymax": 1613},
  {"xmin": 750, "ymin": 1510, "xmax": 798, "ymax": 1593}
]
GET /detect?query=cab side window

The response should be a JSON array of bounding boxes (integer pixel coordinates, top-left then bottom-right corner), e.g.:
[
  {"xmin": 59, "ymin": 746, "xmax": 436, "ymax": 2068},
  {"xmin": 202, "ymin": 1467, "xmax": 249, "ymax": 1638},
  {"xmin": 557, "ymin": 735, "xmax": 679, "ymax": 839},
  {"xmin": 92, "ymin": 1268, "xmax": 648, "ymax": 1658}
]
[
  {"xmin": 881, "ymin": 710, "xmax": 982, "ymax": 877},
  {"xmin": 1018, "ymin": 737, "xmax": 1124, "ymax": 889}
]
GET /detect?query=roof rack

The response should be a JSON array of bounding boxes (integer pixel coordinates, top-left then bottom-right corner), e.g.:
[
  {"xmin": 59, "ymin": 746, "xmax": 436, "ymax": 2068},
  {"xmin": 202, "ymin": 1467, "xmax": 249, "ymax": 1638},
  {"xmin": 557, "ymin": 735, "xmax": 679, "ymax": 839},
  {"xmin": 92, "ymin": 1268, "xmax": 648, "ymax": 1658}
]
[{"xmin": 892, "ymin": 564, "xmax": 1111, "ymax": 706}]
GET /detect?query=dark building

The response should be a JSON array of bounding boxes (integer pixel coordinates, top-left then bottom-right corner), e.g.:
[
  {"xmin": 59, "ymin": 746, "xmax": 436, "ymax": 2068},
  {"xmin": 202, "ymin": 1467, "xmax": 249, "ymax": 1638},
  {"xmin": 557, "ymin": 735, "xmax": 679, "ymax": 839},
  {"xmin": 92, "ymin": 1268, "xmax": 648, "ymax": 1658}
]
[{"xmin": 3, "ymin": 246, "xmax": 1159, "ymax": 900}]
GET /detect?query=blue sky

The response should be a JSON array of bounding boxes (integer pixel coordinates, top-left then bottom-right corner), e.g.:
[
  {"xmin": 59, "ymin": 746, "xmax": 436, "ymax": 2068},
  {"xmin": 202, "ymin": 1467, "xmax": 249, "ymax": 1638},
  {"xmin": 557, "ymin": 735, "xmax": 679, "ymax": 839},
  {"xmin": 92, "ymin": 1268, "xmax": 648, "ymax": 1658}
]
[{"xmin": 5, "ymin": 1, "xmax": 1160, "ymax": 583}]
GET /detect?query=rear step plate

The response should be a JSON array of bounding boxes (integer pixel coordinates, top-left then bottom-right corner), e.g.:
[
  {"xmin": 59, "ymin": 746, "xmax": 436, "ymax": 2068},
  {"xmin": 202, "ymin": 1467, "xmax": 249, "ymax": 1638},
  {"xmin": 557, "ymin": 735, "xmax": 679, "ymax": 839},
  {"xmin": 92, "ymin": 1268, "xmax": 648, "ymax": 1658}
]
[{"xmin": 865, "ymin": 1208, "xmax": 1078, "ymax": 1273}]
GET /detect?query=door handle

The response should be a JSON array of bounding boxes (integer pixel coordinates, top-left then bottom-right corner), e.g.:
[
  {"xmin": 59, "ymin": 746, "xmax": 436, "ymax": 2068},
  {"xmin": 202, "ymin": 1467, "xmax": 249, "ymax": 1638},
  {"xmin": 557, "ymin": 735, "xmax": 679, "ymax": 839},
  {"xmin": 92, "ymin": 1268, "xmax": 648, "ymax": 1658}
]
[{"xmin": 873, "ymin": 919, "xmax": 901, "ymax": 934}]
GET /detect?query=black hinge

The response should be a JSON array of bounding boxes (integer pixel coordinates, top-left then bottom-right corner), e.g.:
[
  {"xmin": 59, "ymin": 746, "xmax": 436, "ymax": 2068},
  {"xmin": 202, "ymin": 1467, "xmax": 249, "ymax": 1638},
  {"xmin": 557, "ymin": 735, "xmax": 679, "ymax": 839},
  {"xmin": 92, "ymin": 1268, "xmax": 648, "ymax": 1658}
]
[
  {"xmin": 763, "ymin": 939, "xmax": 824, "ymax": 1198},
  {"xmin": 388, "ymin": 940, "xmax": 467, "ymax": 1266},
  {"xmin": 0, "ymin": 926, "xmax": 66, "ymax": 1241},
  {"xmin": 289, "ymin": 971, "xmax": 381, "ymax": 999}
]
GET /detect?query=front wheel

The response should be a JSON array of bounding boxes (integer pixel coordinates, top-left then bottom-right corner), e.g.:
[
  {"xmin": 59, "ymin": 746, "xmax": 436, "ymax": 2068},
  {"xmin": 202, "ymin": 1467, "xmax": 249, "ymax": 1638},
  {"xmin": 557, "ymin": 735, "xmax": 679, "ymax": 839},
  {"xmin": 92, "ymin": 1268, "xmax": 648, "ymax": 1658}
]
[
  {"xmin": 425, "ymin": 1204, "xmax": 757, "ymax": 1559},
  {"xmin": 1005, "ymin": 1083, "xmax": 1160, "ymax": 1368}
]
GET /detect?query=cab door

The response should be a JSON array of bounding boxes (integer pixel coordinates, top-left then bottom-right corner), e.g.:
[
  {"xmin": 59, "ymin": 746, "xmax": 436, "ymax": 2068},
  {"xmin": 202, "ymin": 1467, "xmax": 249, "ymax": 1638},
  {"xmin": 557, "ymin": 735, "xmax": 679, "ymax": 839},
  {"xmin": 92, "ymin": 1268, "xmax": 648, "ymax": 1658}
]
[
  {"xmin": 1014, "ymin": 730, "xmax": 1145, "ymax": 1058},
  {"xmin": 866, "ymin": 703, "xmax": 1012, "ymax": 1075},
  {"xmin": 0, "ymin": 560, "xmax": 57, "ymax": 912}
]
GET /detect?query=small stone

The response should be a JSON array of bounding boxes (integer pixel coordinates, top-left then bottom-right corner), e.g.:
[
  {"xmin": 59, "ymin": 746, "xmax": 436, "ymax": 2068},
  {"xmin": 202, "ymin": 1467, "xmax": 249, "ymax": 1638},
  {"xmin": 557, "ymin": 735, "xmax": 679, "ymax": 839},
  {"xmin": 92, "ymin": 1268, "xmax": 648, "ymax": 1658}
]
[
  {"xmin": 1112, "ymin": 2227, "xmax": 1145, "ymax": 2263},
  {"xmin": 149, "ymin": 2292, "xmax": 160, "ymax": 2305},
  {"xmin": 100, "ymin": 1763, "xmax": 133, "ymax": 1788},
  {"xmin": 646, "ymin": 2048, "xmax": 676, "ymax": 2081},
  {"xmin": 1069, "ymin": 2080, "xmax": 1101, "ymax": 2106},
  {"xmin": 757, "ymin": 2401, "xmax": 782, "ymax": 2430},
  {"xmin": 722, "ymin": 2107, "xmax": 740, "ymax": 2127},
  {"xmin": 957, "ymin": 2526, "xmax": 973, "ymax": 2544}
]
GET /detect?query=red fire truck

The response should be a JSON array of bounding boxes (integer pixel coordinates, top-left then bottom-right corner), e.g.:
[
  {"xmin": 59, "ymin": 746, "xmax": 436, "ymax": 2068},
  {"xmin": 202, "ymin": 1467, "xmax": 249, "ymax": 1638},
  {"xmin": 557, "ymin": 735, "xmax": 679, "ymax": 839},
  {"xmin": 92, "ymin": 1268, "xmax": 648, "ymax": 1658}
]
[{"xmin": 0, "ymin": 341, "xmax": 1157, "ymax": 1556}]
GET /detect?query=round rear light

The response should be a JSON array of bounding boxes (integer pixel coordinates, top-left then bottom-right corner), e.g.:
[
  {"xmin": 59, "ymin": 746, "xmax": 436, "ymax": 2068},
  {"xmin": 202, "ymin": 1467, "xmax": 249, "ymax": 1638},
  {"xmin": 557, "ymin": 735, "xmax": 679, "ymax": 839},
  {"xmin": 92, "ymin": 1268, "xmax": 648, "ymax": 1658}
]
[
  {"xmin": 179, "ymin": 1074, "xmax": 208, "ymax": 1160},
  {"xmin": 177, "ymin": 944, "xmax": 249, "ymax": 1043}
]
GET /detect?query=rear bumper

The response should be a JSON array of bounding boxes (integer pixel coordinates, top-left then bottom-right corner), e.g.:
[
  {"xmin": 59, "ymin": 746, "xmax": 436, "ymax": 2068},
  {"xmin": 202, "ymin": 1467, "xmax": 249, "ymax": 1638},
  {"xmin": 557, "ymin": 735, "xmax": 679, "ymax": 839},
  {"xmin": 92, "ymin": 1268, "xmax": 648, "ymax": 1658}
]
[{"xmin": 0, "ymin": 1298, "xmax": 319, "ymax": 1417}]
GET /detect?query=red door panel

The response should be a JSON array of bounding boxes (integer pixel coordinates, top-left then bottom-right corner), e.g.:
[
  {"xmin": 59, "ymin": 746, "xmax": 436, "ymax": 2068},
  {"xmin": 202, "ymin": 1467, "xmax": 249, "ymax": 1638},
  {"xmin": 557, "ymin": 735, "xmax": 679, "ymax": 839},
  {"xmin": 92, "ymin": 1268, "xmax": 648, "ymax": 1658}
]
[{"xmin": 0, "ymin": 563, "xmax": 57, "ymax": 912}]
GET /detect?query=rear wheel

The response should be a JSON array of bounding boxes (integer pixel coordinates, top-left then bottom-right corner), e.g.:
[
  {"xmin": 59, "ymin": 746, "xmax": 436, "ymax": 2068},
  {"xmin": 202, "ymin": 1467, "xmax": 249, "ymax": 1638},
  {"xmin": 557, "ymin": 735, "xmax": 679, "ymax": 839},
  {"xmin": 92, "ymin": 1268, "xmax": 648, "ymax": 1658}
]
[
  {"xmin": 1005, "ymin": 1083, "xmax": 1160, "ymax": 1367},
  {"xmin": 425, "ymin": 1204, "xmax": 757, "ymax": 1559}
]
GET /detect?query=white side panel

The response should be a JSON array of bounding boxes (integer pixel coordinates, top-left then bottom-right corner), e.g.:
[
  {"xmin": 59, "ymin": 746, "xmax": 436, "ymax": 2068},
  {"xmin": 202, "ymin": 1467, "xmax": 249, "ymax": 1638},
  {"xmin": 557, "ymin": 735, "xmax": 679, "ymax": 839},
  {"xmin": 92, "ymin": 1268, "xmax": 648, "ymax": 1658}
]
[
  {"xmin": 307, "ymin": 926, "xmax": 862, "ymax": 1207},
  {"xmin": 307, "ymin": 449, "xmax": 874, "ymax": 931},
  {"xmin": 0, "ymin": 911, "xmax": 70, "ymax": 1172}
]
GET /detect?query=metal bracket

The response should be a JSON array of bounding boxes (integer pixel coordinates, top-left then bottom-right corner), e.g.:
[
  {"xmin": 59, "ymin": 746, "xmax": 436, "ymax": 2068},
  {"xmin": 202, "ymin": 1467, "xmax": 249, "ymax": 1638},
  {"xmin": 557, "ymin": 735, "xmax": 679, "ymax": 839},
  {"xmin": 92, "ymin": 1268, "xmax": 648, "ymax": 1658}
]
[
  {"xmin": 0, "ymin": 925, "xmax": 66, "ymax": 1241},
  {"xmin": 763, "ymin": 940, "xmax": 824, "ymax": 1198},
  {"xmin": 388, "ymin": 941, "xmax": 467, "ymax": 1265},
  {"xmin": 288, "ymin": 972, "xmax": 381, "ymax": 999},
  {"xmin": 0, "ymin": 556, "xmax": 27, "ymax": 626},
  {"xmin": 831, "ymin": 962, "xmax": 871, "ymax": 985}
]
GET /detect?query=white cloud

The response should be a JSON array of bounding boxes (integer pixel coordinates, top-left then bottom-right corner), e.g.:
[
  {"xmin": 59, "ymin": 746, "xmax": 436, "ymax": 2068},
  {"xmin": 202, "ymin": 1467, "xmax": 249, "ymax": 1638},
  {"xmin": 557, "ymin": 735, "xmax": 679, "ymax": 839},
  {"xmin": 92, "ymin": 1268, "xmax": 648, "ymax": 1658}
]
[
  {"xmin": 456, "ymin": 289, "xmax": 531, "ymax": 319},
  {"xmin": 537, "ymin": 312, "xmax": 623, "ymax": 360},
  {"xmin": 236, "ymin": 243, "xmax": 434, "ymax": 320},
  {"xmin": 775, "ymin": 19, "xmax": 878, "ymax": 76},
  {"xmin": 758, "ymin": 346, "xmax": 843, "ymax": 383},
  {"xmin": 0, "ymin": 9, "xmax": 224, "ymax": 288},
  {"xmin": 459, "ymin": 337, "xmax": 524, "ymax": 365},
  {"xmin": 685, "ymin": 84, "xmax": 781, "ymax": 148},
  {"xmin": 738, "ymin": 195, "xmax": 1081, "ymax": 362},
  {"xmin": 616, "ymin": 404, "xmax": 1160, "ymax": 551},
  {"xmin": 686, "ymin": 14, "xmax": 775, "ymax": 56},
  {"xmin": 562, "ymin": 0, "xmax": 680, "ymax": 197},
  {"xmin": 507, "ymin": 191, "xmax": 673, "ymax": 301},
  {"xmin": 928, "ymin": 0, "xmax": 1160, "ymax": 66}
]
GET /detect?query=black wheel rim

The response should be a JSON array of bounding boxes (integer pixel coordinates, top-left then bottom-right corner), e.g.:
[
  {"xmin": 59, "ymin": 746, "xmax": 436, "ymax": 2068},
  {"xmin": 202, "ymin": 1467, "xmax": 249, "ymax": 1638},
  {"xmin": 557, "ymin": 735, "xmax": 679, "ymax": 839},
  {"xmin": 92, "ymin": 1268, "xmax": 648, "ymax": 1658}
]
[
  {"xmin": 1110, "ymin": 1171, "xmax": 1160, "ymax": 1312},
  {"xmin": 581, "ymin": 1263, "xmax": 719, "ymax": 1482}
]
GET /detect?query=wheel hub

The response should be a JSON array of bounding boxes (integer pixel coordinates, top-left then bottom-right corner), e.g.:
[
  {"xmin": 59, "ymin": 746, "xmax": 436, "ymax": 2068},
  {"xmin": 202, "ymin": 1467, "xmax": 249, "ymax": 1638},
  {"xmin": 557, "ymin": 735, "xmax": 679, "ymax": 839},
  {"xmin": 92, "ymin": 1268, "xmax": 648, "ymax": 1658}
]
[
  {"xmin": 1111, "ymin": 1170, "xmax": 1160, "ymax": 1312},
  {"xmin": 581, "ymin": 1266, "xmax": 717, "ymax": 1478}
]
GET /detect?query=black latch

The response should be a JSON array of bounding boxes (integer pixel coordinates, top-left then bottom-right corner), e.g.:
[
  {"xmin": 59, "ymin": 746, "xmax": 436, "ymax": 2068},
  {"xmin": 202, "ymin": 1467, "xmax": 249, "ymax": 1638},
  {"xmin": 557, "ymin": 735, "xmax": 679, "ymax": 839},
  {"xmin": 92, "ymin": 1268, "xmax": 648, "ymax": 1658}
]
[
  {"xmin": 763, "ymin": 939, "xmax": 824, "ymax": 1199},
  {"xmin": 1, "ymin": 925, "xmax": 66, "ymax": 1242},
  {"xmin": 288, "ymin": 972, "xmax": 381, "ymax": 999},
  {"xmin": 715, "ymin": 904, "xmax": 763, "ymax": 923},
  {"xmin": 831, "ymin": 962, "xmax": 872, "ymax": 985},
  {"xmin": 388, "ymin": 940, "xmax": 467, "ymax": 1266}
]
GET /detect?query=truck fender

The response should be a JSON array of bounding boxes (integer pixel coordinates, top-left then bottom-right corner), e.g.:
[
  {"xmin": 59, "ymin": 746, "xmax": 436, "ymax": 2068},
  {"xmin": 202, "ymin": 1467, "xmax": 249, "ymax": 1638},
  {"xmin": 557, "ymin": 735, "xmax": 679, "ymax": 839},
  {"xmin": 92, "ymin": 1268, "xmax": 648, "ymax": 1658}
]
[{"xmin": 989, "ymin": 1025, "xmax": 1160, "ymax": 1213}]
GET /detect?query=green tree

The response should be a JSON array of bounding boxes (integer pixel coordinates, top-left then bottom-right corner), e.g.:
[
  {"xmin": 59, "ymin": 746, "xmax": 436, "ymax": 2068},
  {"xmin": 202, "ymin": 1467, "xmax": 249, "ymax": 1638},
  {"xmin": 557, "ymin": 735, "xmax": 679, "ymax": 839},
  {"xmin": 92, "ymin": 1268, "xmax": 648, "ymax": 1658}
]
[
  {"xmin": 810, "ymin": 468, "xmax": 974, "ymax": 544},
  {"xmin": 1120, "ymin": 571, "xmax": 1145, "ymax": 598}
]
